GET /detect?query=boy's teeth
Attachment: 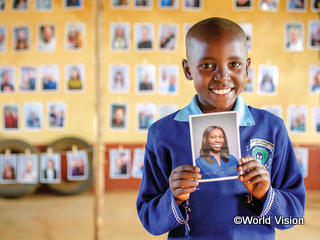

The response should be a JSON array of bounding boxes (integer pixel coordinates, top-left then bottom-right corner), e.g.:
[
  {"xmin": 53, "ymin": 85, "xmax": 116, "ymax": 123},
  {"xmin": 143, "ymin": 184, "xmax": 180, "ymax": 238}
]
[{"xmin": 212, "ymin": 88, "xmax": 231, "ymax": 94}]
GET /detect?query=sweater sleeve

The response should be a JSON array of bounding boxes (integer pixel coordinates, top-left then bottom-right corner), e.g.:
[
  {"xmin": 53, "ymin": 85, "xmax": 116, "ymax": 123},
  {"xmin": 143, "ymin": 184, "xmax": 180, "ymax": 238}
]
[
  {"xmin": 136, "ymin": 146, "xmax": 188, "ymax": 236},
  {"xmin": 259, "ymin": 120, "xmax": 305, "ymax": 229}
]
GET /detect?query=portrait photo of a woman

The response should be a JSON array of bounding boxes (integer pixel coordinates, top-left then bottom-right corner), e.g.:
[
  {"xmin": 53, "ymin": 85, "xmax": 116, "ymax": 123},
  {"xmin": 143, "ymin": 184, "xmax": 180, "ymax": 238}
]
[
  {"xmin": 190, "ymin": 111, "xmax": 241, "ymax": 182},
  {"xmin": 196, "ymin": 126, "xmax": 238, "ymax": 179}
]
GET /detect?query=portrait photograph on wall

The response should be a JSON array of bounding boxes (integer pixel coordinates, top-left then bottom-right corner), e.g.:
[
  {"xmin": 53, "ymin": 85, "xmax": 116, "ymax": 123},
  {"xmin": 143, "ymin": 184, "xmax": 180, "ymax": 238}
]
[
  {"xmin": 17, "ymin": 154, "xmax": 38, "ymax": 184},
  {"xmin": 67, "ymin": 150, "xmax": 88, "ymax": 181},
  {"xmin": 182, "ymin": 0, "xmax": 202, "ymax": 10},
  {"xmin": 111, "ymin": 0, "xmax": 129, "ymax": 8},
  {"xmin": 136, "ymin": 64, "xmax": 155, "ymax": 93},
  {"xmin": 136, "ymin": 103, "xmax": 156, "ymax": 131},
  {"xmin": 64, "ymin": 0, "xmax": 83, "ymax": 9},
  {"xmin": 2, "ymin": 104, "xmax": 19, "ymax": 130},
  {"xmin": 110, "ymin": 22, "xmax": 130, "ymax": 51},
  {"xmin": 0, "ymin": 25, "xmax": 6, "ymax": 52},
  {"xmin": 262, "ymin": 105, "xmax": 283, "ymax": 118},
  {"xmin": 308, "ymin": 21, "xmax": 320, "ymax": 50},
  {"xmin": 234, "ymin": 0, "xmax": 253, "ymax": 10},
  {"xmin": 0, "ymin": 155, "xmax": 17, "ymax": 184},
  {"xmin": 40, "ymin": 65, "xmax": 59, "ymax": 91},
  {"xmin": 288, "ymin": 105, "xmax": 308, "ymax": 133},
  {"xmin": 287, "ymin": 0, "xmax": 306, "ymax": 12},
  {"xmin": 24, "ymin": 102, "xmax": 43, "ymax": 130},
  {"xmin": 158, "ymin": 104, "xmax": 178, "ymax": 119},
  {"xmin": 65, "ymin": 64, "xmax": 85, "ymax": 92},
  {"xmin": 159, "ymin": 0, "xmax": 179, "ymax": 9},
  {"xmin": 65, "ymin": 23, "xmax": 85, "ymax": 50},
  {"xmin": 259, "ymin": 0, "xmax": 278, "ymax": 12},
  {"xmin": 239, "ymin": 23, "xmax": 253, "ymax": 52},
  {"xmin": 12, "ymin": 0, "xmax": 29, "ymax": 10},
  {"xmin": 294, "ymin": 147, "xmax": 308, "ymax": 178},
  {"xmin": 35, "ymin": 0, "xmax": 53, "ymax": 10},
  {"xmin": 0, "ymin": 0, "xmax": 5, "ymax": 10},
  {"xmin": 312, "ymin": 0, "xmax": 320, "ymax": 12},
  {"xmin": 13, "ymin": 26, "xmax": 30, "ymax": 52},
  {"xmin": 47, "ymin": 102, "xmax": 66, "ymax": 129},
  {"xmin": 109, "ymin": 64, "xmax": 129, "ymax": 93},
  {"xmin": 310, "ymin": 65, "xmax": 320, "ymax": 93},
  {"xmin": 134, "ymin": 0, "xmax": 152, "ymax": 9},
  {"xmin": 189, "ymin": 112, "xmax": 240, "ymax": 182},
  {"xmin": 110, "ymin": 103, "xmax": 127, "ymax": 130},
  {"xmin": 19, "ymin": 66, "xmax": 37, "ymax": 91},
  {"xmin": 243, "ymin": 66, "xmax": 254, "ymax": 93},
  {"xmin": 38, "ymin": 24, "xmax": 56, "ymax": 51},
  {"xmin": 131, "ymin": 148, "xmax": 144, "ymax": 179},
  {"xmin": 109, "ymin": 148, "xmax": 131, "ymax": 179},
  {"xmin": 40, "ymin": 153, "xmax": 61, "ymax": 184},
  {"xmin": 158, "ymin": 24, "xmax": 178, "ymax": 51},
  {"xmin": 312, "ymin": 106, "xmax": 320, "ymax": 134},
  {"xmin": 134, "ymin": 23, "xmax": 154, "ymax": 51},
  {"xmin": 285, "ymin": 22, "xmax": 304, "ymax": 51},
  {"xmin": 258, "ymin": 65, "xmax": 278, "ymax": 95},
  {"xmin": 158, "ymin": 65, "xmax": 179, "ymax": 94},
  {"xmin": 0, "ymin": 66, "xmax": 15, "ymax": 92}
]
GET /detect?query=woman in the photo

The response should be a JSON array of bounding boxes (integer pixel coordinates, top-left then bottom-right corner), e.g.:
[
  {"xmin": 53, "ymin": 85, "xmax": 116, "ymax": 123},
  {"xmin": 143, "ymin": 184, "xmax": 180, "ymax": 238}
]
[
  {"xmin": 3, "ymin": 162, "xmax": 15, "ymax": 179},
  {"xmin": 4, "ymin": 107, "xmax": 18, "ymax": 129},
  {"xmin": 112, "ymin": 70, "xmax": 125, "ymax": 90},
  {"xmin": 311, "ymin": 70, "xmax": 320, "ymax": 92},
  {"xmin": 260, "ymin": 72, "xmax": 275, "ymax": 93},
  {"xmin": 15, "ymin": 28, "xmax": 29, "ymax": 50},
  {"xmin": 196, "ymin": 126, "xmax": 238, "ymax": 179},
  {"xmin": 112, "ymin": 25, "xmax": 128, "ymax": 50},
  {"xmin": 68, "ymin": 66, "xmax": 82, "ymax": 90}
]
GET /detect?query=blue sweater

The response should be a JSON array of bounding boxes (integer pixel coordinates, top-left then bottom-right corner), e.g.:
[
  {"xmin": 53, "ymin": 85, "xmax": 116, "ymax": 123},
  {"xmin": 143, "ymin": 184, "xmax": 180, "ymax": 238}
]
[{"xmin": 137, "ymin": 95, "xmax": 305, "ymax": 240}]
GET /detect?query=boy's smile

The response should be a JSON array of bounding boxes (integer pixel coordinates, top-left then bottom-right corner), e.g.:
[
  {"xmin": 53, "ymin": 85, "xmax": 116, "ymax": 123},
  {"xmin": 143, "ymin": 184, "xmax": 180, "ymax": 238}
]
[{"xmin": 183, "ymin": 29, "xmax": 251, "ymax": 113}]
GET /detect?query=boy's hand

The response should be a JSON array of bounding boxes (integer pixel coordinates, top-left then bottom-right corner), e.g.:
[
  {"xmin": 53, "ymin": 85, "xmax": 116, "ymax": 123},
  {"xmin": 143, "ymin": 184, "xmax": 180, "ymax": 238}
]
[
  {"xmin": 169, "ymin": 165, "xmax": 202, "ymax": 206},
  {"xmin": 238, "ymin": 156, "xmax": 270, "ymax": 201}
]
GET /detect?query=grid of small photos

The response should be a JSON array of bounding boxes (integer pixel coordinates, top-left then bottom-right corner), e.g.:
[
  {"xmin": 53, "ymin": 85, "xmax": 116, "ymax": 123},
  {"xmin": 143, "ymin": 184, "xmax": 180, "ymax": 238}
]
[
  {"xmin": 108, "ymin": 0, "xmax": 320, "ymax": 134},
  {"xmin": 0, "ymin": 0, "xmax": 88, "ymax": 132},
  {"xmin": 0, "ymin": 149, "xmax": 89, "ymax": 185},
  {"xmin": 1, "ymin": 0, "xmax": 319, "ymax": 135}
]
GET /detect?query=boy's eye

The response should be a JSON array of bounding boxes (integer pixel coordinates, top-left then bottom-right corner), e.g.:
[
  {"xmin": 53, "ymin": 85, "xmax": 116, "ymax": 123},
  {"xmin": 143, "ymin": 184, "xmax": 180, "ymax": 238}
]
[
  {"xmin": 201, "ymin": 63, "xmax": 216, "ymax": 70},
  {"xmin": 231, "ymin": 62, "xmax": 241, "ymax": 68}
]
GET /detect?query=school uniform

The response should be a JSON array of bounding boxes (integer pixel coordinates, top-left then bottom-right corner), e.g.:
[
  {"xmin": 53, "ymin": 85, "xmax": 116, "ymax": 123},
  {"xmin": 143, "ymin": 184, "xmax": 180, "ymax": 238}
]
[{"xmin": 136, "ymin": 95, "xmax": 305, "ymax": 240}]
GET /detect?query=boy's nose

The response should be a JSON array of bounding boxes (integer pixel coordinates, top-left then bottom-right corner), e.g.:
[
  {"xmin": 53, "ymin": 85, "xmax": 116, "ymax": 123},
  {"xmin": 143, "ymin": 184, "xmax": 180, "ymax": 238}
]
[
  {"xmin": 214, "ymin": 73, "xmax": 230, "ymax": 81},
  {"xmin": 213, "ymin": 68, "xmax": 231, "ymax": 81}
]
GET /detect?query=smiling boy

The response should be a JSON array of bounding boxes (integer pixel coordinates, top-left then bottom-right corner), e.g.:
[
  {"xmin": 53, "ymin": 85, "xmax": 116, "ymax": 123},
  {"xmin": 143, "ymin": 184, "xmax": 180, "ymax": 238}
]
[{"xmin": 137, "ymin": 17, "xmax": 305, "ymax": 239}]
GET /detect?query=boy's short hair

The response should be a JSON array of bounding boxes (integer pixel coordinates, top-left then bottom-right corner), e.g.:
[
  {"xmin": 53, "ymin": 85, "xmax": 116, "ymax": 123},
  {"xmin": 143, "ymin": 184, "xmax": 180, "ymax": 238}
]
[{"xmin": 185, "ymin": 17, "xmax": 247, "ymax": 59}]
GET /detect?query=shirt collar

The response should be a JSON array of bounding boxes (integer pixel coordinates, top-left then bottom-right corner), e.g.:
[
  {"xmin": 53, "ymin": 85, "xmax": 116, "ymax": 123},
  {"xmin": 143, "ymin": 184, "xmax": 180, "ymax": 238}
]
[{"xmin": 174, "ymin": 95, "xmax": 255, "ymax": 126}]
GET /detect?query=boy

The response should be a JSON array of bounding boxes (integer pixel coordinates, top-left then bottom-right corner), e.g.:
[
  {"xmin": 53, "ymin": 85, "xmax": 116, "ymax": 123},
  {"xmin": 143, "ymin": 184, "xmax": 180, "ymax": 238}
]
[{"xmin": 136, "ymin": 17, "xmax": 305, "ymax": 239}]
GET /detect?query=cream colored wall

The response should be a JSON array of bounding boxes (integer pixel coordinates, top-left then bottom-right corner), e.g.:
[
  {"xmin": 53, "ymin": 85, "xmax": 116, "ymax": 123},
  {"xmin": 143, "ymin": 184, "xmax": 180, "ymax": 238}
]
[{"xmin": 0, "ymin": 0, "xmax": 319, "ymax": 145}]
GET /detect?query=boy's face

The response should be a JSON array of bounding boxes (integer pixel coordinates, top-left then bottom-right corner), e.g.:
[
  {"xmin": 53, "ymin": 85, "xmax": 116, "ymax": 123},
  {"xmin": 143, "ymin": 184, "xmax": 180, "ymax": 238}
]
[{"xmin": 183, "ymin": 30, "xmax": 250, "ymax": 113}]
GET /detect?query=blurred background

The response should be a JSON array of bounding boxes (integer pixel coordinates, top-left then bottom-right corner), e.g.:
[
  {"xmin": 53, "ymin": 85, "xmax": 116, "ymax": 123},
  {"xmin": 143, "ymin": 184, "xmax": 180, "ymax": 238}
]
[{"xmin": 0, "ymin": 0, "xmax": 319, "ymax": 239}]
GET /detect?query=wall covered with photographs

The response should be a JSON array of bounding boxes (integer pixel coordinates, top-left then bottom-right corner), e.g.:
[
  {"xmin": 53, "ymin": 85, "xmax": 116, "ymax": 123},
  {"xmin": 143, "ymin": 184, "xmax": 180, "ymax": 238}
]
[{"xmin": 0, "ymin": 0, "xmax": 319, "ymax": 147}]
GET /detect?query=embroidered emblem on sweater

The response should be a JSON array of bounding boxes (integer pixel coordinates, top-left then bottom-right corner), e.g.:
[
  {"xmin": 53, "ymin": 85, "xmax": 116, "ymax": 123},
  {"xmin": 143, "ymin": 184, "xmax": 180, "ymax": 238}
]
[{"xmin": 249, "ymin": 139, "xmax": 274, "ymax": 166}]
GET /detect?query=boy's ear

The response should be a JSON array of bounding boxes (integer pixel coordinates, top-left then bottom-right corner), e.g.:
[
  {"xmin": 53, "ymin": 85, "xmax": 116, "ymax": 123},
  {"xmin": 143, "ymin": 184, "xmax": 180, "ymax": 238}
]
[
  {"xmin": 182, "ymin": 59, "xmax": 193, "ymax": 80},
  {"xmin": 245, "ymin": 58, "xmax": 251, "ymax": 76}
]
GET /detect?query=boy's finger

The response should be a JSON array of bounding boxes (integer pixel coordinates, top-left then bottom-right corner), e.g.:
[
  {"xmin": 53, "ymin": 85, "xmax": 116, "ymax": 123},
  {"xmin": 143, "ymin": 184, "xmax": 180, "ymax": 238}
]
[
  {"xmin": 239, "ymin": 156, "xmax": 255, "ymax": 164},
  {"xmin": 247, "ymin": 174, "xmax": 270, "ymax": 185},
  {"xmin": 170, "ymin": 171, "xmax": 202, "ymax": 181},
  {"xmin": 173, "ymin": 186, "xmax": 197, "ymax": 196},
  {"xmin": 171, "ymin": 179, "xmax": 199, "ymax": 189},
  {"xmin": 239, "ymin": 168, "xmax": 268, "ymax": 182},
  {"xmin": 173, "ymin": 165, "xmax": 200, "ymax": 173},
  {"xmin": 238, "ymin": 160, "xmax": 264, "ymax": 171}
]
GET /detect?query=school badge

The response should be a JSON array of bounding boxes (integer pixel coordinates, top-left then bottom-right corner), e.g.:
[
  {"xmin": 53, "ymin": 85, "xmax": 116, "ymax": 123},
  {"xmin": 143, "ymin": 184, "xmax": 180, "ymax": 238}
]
[{"xmin": 249, "ymin": 139, "xmax": 274, "ymax": 167}]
